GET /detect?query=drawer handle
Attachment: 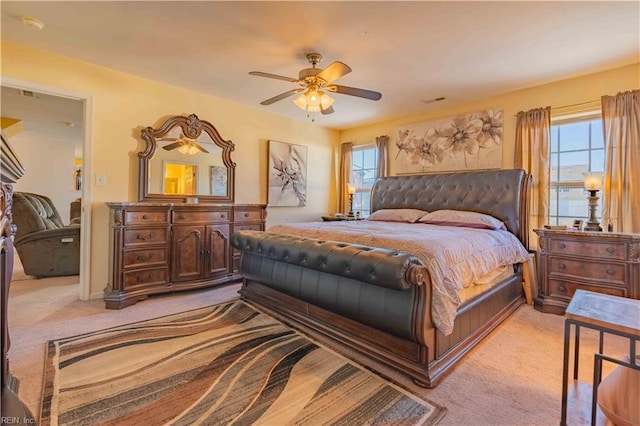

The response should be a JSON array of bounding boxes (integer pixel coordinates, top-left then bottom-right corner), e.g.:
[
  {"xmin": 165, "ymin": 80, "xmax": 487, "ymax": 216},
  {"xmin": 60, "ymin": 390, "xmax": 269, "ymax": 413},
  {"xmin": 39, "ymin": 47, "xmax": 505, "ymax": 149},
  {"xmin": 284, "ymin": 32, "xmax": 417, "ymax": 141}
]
[
  {"xmin": 607, "ymin": 269, "xmax": 615, "ymax": 276},
  {"xmin": 606, "ymin": 247, "xmax": 615, "ymax": 254},
  {"xmin": 136, "ymin": 274, "xmax": 153, "ymax": 283},
  {"xmin": 558, "ymin": 263, "xmax": 566, "ymax": 270},
  {"xmin": 559, "ymin": 243, "xmax": 566, "ymax": 249},
  {"xmin": 244, "ymin": 213, "xmax": 250, "ymax": 217},
  {"xmin": 178, "ymin": 214, "xmax": 185, "ymax": 220},
  {"xmin": 142, "ymin": 214, "xmax": 149, "ymax": 220},
  {"xmin": 136, "ymin": 254, "xmax": 153, "ymax": 261},
  {"xmin": 136, "ymin": 232, "xmax": 156, "ymax": 240},
  {"xmin": 558, "ymin": 285, "xmax": 566, "ymax": 292}
]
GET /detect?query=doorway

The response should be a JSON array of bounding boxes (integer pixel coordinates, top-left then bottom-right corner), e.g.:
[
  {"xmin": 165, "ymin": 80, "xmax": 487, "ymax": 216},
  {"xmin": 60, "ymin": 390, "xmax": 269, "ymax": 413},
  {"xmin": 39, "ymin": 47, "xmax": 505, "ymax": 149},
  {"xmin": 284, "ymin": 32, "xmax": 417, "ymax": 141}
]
[{"xmin": 1, "ymin": 79, "xmax": 92, "ymax": 300}]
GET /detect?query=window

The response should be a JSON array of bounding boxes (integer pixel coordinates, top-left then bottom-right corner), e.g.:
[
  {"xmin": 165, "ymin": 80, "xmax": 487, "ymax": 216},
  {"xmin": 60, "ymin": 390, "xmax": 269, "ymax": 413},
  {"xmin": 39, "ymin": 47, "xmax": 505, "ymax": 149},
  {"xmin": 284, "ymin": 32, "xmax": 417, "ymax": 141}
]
[
  {"xmin": 549, "ymin": 116, "xmax": 604, "ymax": 227},
  {"xmin": 351, "ymin": 144, "xmax": 378, "ymax": 217}
]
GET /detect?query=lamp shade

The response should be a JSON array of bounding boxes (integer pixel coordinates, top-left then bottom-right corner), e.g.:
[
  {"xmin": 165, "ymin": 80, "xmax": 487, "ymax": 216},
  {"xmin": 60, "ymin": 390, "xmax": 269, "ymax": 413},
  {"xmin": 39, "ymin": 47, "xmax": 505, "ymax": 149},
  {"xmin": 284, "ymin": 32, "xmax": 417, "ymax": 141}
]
[
  {"xmin": 293, "ymin": 90, "xmax": 334, "ymax": 113},
  {"xmin": 347, "ymin": 183, "xmax": 356, "ymax": 195},
  {"xmin": 178, "ymin": 144, "xmax": 200, "ymax": 155},
  {"xmin": 583, "ymin": 172, "xmax": 604, "ymax": 191}
]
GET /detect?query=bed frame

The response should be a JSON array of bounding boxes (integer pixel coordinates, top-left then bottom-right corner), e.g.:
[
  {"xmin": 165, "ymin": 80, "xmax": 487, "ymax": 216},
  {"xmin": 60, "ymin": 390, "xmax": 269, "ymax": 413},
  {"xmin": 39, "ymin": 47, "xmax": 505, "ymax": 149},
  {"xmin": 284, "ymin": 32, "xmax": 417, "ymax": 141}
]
[{"xmin": 232, "ymin": 169, "xmax": 531, "ymax": 388}]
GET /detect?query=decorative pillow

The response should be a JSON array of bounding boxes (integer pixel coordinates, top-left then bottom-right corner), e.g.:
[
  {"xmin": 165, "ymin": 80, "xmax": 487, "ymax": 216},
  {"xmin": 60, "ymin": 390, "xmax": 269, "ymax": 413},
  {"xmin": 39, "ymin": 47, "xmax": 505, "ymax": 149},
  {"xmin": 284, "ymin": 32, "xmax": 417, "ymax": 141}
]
[
  {"xmin": 418, "ymin": 210, "xmax": 506, "ymax": 230},
  {"xmin": 366, "ymin": 208, "xmax": 430, "ymax": 223}
]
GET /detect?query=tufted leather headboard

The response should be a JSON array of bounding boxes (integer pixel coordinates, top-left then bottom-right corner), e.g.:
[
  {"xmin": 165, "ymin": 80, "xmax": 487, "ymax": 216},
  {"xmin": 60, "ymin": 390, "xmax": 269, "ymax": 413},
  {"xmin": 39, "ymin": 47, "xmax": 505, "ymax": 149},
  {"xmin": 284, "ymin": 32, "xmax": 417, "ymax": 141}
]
[{"xmin": 370, "ymin": 169, "xmax": 531, "ymax": 249}]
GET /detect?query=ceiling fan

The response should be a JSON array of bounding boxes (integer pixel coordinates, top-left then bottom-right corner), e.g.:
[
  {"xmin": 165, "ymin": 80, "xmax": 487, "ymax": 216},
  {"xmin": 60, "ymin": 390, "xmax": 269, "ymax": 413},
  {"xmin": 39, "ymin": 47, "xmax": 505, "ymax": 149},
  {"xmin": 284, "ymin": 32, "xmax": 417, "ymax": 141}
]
[
  {"xmin": 159, "ymin": 134, "xmax": 209, "ymax": 155},
  {"xmin": 249, "ymin": 53, "xmax": 382, "ymax": 116}
]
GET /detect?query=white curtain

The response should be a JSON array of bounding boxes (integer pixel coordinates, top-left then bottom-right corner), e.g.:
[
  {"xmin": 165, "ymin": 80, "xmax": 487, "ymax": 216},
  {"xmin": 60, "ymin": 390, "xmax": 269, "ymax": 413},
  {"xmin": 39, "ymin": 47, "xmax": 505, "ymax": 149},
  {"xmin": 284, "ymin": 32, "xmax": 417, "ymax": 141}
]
[
  {"xmin": 339, "ymin": 143, "xmax": 353, "ymax": 214},
  {"xmin": 514, "ymin": 107, "xmax": 551, "ymax": 248},
  {"xmin": 375, "ymin": 135, "xmax": 389, "ymax": 178},
  {"xmin": 601, "ymin": 90, "xmax": 640, "ymax": 233}
]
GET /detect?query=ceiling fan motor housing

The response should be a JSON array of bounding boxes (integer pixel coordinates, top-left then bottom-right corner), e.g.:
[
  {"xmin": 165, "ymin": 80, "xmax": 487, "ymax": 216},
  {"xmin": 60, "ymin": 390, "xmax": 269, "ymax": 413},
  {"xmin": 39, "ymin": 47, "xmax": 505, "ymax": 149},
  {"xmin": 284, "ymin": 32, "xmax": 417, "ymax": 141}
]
[{"xmin": 298, "ymin": 67, "xmax": 323, "ymax": 84}]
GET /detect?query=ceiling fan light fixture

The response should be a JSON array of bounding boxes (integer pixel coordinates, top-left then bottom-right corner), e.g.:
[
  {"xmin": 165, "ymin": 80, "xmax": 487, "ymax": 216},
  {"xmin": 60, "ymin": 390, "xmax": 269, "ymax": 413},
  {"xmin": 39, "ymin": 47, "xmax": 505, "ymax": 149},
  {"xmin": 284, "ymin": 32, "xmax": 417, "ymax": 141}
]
[
  {"xmin": 178, "ymin": 144, "xmax": 200, "ymax": 155},
  {"xmin": 293, "ymin": 90, "xmax": 334, "ymax": 113}
]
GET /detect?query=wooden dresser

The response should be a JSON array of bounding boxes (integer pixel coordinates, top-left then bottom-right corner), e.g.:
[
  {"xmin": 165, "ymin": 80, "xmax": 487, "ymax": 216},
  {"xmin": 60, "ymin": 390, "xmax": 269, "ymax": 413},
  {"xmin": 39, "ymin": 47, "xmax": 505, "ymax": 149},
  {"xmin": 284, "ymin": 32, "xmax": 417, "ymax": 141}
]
[
  {"xmin": 104, "ymin": 202, "xmax": 265, "ymax": 309},
  {"xmin": 533, "ymin": 229, "xmax": 640, "ymax": 314}
]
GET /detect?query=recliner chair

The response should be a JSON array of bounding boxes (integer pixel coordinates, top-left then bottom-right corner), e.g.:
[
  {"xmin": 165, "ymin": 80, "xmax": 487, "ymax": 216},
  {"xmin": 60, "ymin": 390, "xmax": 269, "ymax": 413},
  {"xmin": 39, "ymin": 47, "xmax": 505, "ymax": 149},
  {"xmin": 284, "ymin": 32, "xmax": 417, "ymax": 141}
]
[{"xmin": 12, "ymin": 192, "xmax": 80, "ymax": 278}]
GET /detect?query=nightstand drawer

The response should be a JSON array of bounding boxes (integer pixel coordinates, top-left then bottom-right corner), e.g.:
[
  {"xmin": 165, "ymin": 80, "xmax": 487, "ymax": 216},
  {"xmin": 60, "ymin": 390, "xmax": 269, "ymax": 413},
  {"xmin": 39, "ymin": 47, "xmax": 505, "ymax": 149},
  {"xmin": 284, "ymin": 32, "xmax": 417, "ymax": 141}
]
[
  {"xmin": 549, "ymin": 258, "xmax": 625, "ymax": 283},
  {"xmin": 549, "ymin": 239, "xmax": 626, "ymax": 260},
  {"xmin": 549, "ymin": 279, "xmax": 627, "ymax": 299}
]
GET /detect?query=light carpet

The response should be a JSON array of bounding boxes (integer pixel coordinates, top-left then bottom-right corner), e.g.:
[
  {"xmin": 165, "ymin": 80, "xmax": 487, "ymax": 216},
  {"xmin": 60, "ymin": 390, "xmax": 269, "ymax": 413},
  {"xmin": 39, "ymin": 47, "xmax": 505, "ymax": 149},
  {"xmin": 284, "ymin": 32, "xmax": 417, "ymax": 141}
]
[{"xmin": 40, "ymin": 299, "xmax": 445, "ymax": 426}]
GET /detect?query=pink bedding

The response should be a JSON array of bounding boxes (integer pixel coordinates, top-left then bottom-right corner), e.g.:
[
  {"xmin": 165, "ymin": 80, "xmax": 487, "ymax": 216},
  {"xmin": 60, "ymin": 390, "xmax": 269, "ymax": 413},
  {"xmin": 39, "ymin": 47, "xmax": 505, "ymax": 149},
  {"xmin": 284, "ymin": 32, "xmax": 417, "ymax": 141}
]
[{"xmin": 268, "ymin": 220, "xmax": 530, "ymax": 335}]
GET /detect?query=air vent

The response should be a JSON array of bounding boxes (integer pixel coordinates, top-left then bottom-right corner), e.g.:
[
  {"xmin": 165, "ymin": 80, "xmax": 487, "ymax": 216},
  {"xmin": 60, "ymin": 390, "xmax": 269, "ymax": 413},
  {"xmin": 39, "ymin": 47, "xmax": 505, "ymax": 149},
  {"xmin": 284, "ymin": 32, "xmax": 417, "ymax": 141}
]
[
  {"xmin": 422, "ymin": 97, "xmax": 446, "ymax": 104},
  {"xmin": 20, "ymin": 89, "xmax": 38, "ymax": 98}
]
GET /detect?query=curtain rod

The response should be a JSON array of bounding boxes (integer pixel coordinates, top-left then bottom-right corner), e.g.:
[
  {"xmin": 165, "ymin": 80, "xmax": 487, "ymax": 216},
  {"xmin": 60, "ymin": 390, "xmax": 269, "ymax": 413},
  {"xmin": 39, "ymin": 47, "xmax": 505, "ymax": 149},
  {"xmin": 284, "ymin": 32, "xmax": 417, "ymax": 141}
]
[{"xmin": 551, "ymin": 99, "xmax": 600, "ymax": 110}]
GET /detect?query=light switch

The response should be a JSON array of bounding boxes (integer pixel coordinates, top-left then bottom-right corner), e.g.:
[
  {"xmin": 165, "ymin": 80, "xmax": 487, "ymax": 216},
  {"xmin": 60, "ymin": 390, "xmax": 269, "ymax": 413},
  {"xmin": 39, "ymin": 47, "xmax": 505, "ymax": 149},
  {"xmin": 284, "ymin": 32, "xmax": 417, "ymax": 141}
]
[{"xmin": 96, "ymin": 173, "xmax": 107, "ymax": 186}]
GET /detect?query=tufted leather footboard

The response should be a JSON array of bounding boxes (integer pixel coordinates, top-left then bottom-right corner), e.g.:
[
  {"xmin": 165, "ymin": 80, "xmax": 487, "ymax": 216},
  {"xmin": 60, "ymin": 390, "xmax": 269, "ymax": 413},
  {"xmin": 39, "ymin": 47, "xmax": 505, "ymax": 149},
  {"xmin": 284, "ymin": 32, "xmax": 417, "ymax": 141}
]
[{"xmin": 231, "ymin": 230, "xmax": 432, "ymax": 342}]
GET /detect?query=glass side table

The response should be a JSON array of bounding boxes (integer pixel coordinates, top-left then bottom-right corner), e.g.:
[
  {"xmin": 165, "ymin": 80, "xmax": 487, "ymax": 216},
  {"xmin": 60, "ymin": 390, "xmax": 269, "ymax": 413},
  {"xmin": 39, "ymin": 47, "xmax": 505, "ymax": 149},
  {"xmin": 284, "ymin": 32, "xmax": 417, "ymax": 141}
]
[{"xmin": 561, "ymin": 290, "xmax": 640, "ymax": 425}]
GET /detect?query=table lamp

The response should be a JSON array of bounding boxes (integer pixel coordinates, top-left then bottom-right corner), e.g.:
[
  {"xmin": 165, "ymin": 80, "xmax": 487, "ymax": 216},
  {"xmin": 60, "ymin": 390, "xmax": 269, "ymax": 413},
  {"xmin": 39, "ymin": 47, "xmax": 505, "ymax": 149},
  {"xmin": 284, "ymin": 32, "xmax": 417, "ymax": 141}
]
[
  {"xmin": 347, "ymin": 183, "xmax": 356, "ymax": 217},
  {"xmin": 583, "ymin": 172, "xmax": 603, "ymax": 231}
]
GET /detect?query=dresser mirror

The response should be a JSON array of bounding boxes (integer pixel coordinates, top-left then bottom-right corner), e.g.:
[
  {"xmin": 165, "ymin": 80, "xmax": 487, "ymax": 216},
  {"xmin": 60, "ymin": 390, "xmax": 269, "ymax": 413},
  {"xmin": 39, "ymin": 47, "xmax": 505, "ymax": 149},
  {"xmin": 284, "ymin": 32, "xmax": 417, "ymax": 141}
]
[{"xmin": 139, "ymin": 114, "xmax": 236, "ymax": 203}]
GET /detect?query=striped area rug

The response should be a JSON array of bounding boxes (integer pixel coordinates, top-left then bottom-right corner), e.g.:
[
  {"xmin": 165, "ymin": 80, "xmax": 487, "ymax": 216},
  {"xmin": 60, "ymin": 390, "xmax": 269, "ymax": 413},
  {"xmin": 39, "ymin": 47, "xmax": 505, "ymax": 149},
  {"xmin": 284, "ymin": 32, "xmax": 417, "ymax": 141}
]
[{"xmin": 40, "ymin": 300, "xmax": 445, "ymax": 425}]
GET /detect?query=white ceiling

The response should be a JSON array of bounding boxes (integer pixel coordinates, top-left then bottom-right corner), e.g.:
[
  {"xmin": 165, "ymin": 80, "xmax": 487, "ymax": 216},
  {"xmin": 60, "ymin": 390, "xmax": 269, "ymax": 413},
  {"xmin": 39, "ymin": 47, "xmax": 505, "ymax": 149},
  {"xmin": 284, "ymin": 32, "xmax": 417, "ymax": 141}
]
[{"xmin": 1, "ymin": 1, "xmax": 638, "ymax": 130}]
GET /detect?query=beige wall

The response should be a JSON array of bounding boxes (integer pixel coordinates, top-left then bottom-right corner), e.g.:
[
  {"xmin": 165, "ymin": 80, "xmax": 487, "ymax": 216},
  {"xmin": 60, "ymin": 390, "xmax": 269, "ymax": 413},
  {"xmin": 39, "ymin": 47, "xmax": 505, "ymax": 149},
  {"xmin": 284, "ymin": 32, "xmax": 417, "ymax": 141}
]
[
  {"xmin": 340, "ymin": 63, "xmax": 640, "ymax": 175},
  {"xmin": 2, "ymin": 41, "xmax": 339, "ymax": 297},
  {"xmin": 3, "ymin": 39, "xmax": 637, "ymax": 299},
  {"xmin": 10, "ymin": 130, "xmax": 81, "ymax": 222}
]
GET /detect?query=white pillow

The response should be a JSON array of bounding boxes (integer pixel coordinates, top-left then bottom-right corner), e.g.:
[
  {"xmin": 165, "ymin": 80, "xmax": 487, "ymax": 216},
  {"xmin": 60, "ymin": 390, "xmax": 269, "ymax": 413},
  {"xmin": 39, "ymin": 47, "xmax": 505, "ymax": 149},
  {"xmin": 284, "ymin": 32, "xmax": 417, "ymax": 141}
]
[
  {"xmin": 367, "ymin": 208, "xmax": 429, "ymax": 223},
  {"xmin": 418, "ymin": 209, "xmax": 506, "ymax": 230}
]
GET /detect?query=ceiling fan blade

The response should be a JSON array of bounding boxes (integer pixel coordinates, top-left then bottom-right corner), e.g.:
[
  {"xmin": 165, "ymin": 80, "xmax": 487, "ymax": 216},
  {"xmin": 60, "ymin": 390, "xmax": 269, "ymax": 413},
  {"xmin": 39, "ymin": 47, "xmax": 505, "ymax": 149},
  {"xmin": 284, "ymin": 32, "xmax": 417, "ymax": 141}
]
[
  {"xmin": 249, "ymin": 71, "xmax": 298, "ymax": 83},
  {"xmin": 260, "ymin": 89, "xmax": 303, "ymax": 105},
  {"xmin": 327, "ymin": 84, "xmax": 382, "ymax": 101},
  {"xmin": 321, "ymin": 106, "xmax": 334, "ymax": 115},
  {"xmin": 194, "ymin": 143, "xmax": 209, "ymax": 154},
  {"xmin": 316, "ymin": 61, "xmax": 351, "ymax": 84},
  {"xmin": 162, "ymin": 141, "xmax": 184, "ymax": 151}
]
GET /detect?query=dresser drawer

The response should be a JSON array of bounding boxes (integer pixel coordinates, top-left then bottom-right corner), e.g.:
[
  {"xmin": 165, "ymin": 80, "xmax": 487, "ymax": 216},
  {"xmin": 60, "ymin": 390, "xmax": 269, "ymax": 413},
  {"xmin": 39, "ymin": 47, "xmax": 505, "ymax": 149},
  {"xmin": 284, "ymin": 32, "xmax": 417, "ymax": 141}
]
[
  {"xmin": 124, "ymin": 210, "xmax": 169, "ymax": 225},
  {"xmin": 123, "ymin": 228, "xmax": 169, "ymax": 247},
  {"xmin": 233, "ymin": 224, "xmax": 263, "ymax": 233},
  {"xmin": 123, "ymin": 267, "xmax": 169, "ymax": 289},
  {"xmin": 549, "ymin": 279, "xmax": 627, "ymax": 299},
  {"xmin": 234, "ymin": 209, "xmax": 264, "ymax": 223},
  {"xmin": 172, "ymin": 210, "xmax": 230, "ymax": 224},
  {"xmin": 123, "ymin": 248, "xmax": 168, "ymax": 268},
  {"xmin": 549, "ymin": 239, "xmax": 626, "ymax": 260},
  {"xmin": 549, "ymin": 258, "xmax": 625, "ymax": 283}
]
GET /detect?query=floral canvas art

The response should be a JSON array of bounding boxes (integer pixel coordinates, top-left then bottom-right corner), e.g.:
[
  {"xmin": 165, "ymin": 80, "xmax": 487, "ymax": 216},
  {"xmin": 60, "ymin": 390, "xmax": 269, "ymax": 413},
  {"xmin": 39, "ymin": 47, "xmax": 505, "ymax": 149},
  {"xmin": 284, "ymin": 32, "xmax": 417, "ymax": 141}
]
[
  {"xmin": 394, "ymin": 108, "xmax": 503, "ymax": 174},
  {"xmin": 268, "ymin": 140, "xmax": 307, "ymax": 207}
]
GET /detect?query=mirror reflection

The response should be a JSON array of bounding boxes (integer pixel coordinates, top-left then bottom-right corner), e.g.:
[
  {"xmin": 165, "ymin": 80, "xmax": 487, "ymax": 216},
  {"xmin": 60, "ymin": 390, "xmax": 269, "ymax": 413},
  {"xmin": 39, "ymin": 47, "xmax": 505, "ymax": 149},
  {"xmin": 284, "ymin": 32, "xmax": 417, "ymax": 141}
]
[{"xmin": 148, "ymin": 128, "xmax": 225, "ymax": 196}]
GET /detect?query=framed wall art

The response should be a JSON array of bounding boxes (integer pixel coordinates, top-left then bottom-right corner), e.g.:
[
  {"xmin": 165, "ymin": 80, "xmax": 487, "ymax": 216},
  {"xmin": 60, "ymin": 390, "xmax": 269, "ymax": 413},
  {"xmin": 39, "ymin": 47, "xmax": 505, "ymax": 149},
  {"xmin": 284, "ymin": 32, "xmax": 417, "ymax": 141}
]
[
  {"xmin": 394, "ymin": 108, "xmax": 503, "ymax": 174},
  {"xmin": 210, "ymin": 165, "xmax": 227, "ymax": 196},
  {"xmin": 268, "ymin": 140, "xmax": 307, "ymax": 207}
]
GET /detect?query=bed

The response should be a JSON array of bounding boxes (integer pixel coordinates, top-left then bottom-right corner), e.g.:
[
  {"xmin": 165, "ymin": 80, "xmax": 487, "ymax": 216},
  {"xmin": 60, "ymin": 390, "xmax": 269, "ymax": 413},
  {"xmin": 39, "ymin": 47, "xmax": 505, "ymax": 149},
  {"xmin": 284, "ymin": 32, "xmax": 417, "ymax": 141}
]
[{"xmin": 230, "ymin": 169, "xmax": 531, "ymax": 388}]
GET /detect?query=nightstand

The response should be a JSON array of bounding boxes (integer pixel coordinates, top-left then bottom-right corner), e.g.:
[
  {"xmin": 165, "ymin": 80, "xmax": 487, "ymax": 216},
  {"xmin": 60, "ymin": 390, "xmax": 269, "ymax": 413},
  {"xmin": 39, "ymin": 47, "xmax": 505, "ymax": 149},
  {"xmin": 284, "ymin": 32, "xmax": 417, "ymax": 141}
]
[{"xmin": 533, "ymin": 229, "xmax": 640, "ymax": 315}]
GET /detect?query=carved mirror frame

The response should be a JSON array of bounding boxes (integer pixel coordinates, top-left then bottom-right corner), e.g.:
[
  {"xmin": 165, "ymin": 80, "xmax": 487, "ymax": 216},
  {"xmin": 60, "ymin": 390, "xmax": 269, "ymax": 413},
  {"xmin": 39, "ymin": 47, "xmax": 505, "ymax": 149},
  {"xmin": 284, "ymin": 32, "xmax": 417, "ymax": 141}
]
[{"xmin": 138, "ymin": 114, "xmax": 236, "ymax": 203}]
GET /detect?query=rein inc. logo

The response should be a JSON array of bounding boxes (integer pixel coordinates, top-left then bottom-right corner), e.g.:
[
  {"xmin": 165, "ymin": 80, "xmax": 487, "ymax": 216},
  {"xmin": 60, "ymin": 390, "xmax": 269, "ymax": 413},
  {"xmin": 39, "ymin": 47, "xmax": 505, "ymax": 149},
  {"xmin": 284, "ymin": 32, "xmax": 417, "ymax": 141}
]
[{"xmin": 1, "ymin": 417, "xmax": 36, "ymax": 424}]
